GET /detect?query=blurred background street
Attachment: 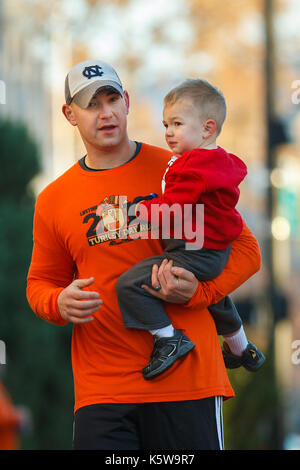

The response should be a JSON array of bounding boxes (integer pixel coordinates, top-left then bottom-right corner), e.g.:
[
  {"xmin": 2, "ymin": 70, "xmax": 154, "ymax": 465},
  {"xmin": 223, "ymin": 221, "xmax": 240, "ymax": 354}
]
[{"xmin": 0, "ymin": 0, "xmax": 300, "ymax": 450}]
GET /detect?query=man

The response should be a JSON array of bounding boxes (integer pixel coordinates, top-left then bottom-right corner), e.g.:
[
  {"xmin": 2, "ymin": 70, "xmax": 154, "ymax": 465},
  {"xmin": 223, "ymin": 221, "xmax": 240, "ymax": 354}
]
[{"xmin": 26, "ymin": 60, "xmax": 261, "ymax": 450}]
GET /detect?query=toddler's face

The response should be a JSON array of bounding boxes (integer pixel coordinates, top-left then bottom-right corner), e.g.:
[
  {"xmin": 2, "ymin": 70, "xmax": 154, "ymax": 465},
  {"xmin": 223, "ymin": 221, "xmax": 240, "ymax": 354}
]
[{"xmin": 162, "ymin": 98, "xmax": 207, "ymax": 154}]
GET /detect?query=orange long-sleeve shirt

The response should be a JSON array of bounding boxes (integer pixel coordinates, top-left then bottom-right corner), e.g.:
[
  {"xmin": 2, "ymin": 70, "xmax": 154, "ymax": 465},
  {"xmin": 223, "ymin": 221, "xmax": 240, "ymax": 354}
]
[{"xmin": 27, "ymin": 143, "xmax": 261, "ymax": 413}]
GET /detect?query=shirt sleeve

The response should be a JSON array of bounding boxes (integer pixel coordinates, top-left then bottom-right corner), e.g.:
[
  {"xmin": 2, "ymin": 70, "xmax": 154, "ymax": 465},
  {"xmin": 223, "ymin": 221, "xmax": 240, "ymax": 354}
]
[
  {"xmin": 26, "ymin": 197, "xmax": 76, "ymax": 326},
  {"xmin": 184, "ymin": 219, "xmax": 261, "ymax": 309},
  {"xmin": 138, "ymin": 155, "xmax": 207, "ymax": 222}
]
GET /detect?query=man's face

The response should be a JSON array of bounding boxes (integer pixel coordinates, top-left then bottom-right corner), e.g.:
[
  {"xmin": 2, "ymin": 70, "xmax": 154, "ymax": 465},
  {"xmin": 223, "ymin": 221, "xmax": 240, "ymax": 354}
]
[{"xmin": 65, "ymin": 88, "xmax": 130, "ymax": 151}]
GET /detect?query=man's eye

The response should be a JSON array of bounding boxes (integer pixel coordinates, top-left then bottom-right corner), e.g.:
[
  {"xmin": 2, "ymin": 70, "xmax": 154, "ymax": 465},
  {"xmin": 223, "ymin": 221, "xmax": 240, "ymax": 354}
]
[
  {"xmin": 109, "ymin": 95, "xmax": 119, "ymax": 102},
  {"xmin": 88, "ymin": 101, "xmax": 97, "ymax": 108},
  {"xmin": 174, "ymin": 122, "xmax": 182, "ymax": 126}
]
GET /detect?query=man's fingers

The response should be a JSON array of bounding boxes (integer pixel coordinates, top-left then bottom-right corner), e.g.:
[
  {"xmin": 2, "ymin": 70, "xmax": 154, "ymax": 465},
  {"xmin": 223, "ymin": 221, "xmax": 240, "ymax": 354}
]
[
  {"xmin": 148, "ymin": 259, "xmax": 175, "ymax": 293},
  {"xmin": 72, "ymin": 277, "xmax": 100, "ymax": 300},
  {"xmin": 71, "ymin": 298, "xmax": 103, "ymax": 310},
  {"xmin": 141, "ymin": 259, "xmax": 173, "ymax": 297},
  {"xmin": 68, "ymin": 314, "xmax": 94, "ymax": 325},
  {"xmin": 171, "ymin": 266, "xmax": 196, "ymax": 282},
  {"xmin": 73, "ymin": 289, "xmax": 101, "ymax": 300},
  {"xmin": 151, "ymin": 264, "xmax": 161, "ymax": 290},
  {"xmin": 73, "ymin": 277, "xmax": 96, "ymax": 289},
  {"xmin": 58, "ymin": 277, "xmax": 103, "ymax": 324},
  {"xmin": 158, "ymin": 259, "xmax": 178, "ymax": 291},
  {"xmin": 141, "ymin": 283, "xmax": 163, "ymax": 299},
  {"xmin": 160, "ymin": 259, "xmax": 174, "ymax": 280},
  {"xmin": 67, "ymin": 301, "xmax": 102, "ymax": 319},
  {"xmin": 69, "ymin": 307, "xmax": 98, "ymax": 317},
  {"xmin": 157, "ymin": 259, "xmax": 169, "ymax": 290},
  {"xmin": 142, "ymin": 260, "xmax": 199, "ymax": 304}
]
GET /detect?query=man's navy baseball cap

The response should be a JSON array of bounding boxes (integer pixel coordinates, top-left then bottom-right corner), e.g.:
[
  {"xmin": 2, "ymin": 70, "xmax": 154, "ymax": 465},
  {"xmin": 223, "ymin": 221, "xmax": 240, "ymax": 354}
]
[{"xmin": 65, "ymin": 59, "xmax": 124, "ymax": 108}]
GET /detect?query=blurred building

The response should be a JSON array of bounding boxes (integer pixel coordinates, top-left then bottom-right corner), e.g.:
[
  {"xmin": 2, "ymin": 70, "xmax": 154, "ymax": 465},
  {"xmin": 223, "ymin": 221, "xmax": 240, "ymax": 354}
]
[
  {"xmin": 0, "ymin": 1, "xmax": 51, "ymax": 188},
  {"xmin": 0, "ymin": 0, "xmax": 77, "ymax": 193}
]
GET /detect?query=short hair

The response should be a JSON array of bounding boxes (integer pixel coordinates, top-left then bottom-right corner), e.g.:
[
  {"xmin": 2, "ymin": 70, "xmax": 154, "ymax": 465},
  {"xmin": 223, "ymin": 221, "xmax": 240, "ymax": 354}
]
[{"xmin": 164, "ymin": 78, "xmax": 227, "ymax": 135}]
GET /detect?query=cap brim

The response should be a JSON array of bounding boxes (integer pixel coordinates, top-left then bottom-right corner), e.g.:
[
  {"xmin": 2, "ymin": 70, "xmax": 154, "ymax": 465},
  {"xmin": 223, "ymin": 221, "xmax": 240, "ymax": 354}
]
[{"xmin": 72, "ymin": 80, "xmax": 124, "ymax": 108}]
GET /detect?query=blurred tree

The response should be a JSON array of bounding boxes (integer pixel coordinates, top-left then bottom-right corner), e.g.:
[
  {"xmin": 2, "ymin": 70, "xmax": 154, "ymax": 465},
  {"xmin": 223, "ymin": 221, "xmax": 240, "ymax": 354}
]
[{"xmin": 0, "ymin": 119, "xmax": 74, "ymax": 449}]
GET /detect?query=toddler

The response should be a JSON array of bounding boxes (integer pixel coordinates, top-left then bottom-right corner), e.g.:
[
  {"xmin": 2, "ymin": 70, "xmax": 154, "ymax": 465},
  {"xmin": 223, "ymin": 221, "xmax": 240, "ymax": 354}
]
[{"xmin": 116, "ymin": 78, "xmax": 265, "ymax": 380}]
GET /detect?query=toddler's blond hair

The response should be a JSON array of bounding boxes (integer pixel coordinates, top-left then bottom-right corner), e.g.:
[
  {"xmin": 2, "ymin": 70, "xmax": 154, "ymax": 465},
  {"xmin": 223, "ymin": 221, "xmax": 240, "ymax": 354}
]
[{"xmin": 164, "ymin": 78, "xmax": 227, "ymax": 135}]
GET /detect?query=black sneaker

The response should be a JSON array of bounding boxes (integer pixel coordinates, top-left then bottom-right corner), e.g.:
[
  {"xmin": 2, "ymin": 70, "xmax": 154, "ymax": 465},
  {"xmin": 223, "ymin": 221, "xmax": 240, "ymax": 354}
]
[
  {"xmin": 222, "ymin": 341, "xmax": 265, "ymax": 372},
  {"xmin": 142, "ymin": 330, "xmax": 195, "ymax": 380}
]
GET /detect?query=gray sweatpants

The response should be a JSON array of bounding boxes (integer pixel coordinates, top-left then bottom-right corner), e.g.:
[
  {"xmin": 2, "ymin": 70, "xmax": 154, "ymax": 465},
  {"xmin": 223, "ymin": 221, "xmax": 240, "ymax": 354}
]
[{"xmin": 116, "ymin": 239, "xmax": 242, "ymax": 336}]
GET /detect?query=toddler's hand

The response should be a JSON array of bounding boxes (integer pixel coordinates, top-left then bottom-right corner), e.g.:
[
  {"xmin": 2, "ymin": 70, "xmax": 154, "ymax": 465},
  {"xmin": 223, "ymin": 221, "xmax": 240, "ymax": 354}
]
[{"xmin": 132, "ymin": 193, "xmax": 158, "ymax": 204}]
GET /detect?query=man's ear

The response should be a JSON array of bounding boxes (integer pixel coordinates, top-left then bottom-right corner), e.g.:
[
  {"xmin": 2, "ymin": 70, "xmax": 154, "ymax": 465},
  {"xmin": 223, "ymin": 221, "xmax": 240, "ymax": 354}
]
[
  {"xmin": 203, "ymin": 119, "xmax": 217, "ymax": 138},
  {"xmin": 62, "ymin": 104, "xmax": 77, "ymax": 126},
  {"xmin": 123, "ymin": 90, "xmax": 130, "ymax": 115}
]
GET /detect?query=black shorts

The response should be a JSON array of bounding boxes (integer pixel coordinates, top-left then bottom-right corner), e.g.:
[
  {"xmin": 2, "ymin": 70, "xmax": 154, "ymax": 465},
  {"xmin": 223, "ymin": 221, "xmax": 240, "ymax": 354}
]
[{"xmin": 73, "ymin": 397, "xmax": 224, "ymax": 450}]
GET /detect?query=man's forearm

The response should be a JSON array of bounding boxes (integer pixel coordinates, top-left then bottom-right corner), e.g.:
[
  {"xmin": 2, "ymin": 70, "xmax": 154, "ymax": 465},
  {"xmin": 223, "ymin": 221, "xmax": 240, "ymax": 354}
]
[
  {"xmin": 26, "ymin": 201, "xmax": 76, "ymax": 326},
  {"xmin": 185, "ymin": 220, "xmax": 261, "ymax": 310},
  {"xmin": 26, "ymin": 280, "xmax": 67, "ymax": 326}
]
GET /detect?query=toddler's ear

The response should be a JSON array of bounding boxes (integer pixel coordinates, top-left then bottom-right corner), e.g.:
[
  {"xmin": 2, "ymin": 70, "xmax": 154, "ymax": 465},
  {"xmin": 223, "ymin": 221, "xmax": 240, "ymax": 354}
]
[{"xmin": 204, "ymin": 119, "xmax": 217, "ymax": 137}]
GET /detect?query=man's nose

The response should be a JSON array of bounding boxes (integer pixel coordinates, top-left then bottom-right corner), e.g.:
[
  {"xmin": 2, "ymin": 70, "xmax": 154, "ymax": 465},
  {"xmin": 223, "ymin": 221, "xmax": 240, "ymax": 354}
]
[{"xmin": 98, "ymin": 104, "xmax": 113, "ymax": 118}]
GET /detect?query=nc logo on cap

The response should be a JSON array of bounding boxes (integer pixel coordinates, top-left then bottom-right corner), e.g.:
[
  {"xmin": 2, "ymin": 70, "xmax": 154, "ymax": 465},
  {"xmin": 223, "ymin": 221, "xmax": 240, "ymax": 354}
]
[{"xmin": 82, "ymin": 65, "xmax": 104, "ymax": 80}]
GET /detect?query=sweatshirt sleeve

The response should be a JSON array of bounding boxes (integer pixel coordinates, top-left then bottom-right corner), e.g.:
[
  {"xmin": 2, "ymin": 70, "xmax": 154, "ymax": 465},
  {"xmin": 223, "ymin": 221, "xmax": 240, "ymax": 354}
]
[
  {"xmin": 26, "ymin": 196, "xmax": 76, "ymax": 326},
  {"xmin": 138, "ymin": 155, "xmax": 206, "ymax": 222},
  {"xmin": 184, "ymin": 220, "xmax": 261, "ymax": 309}
]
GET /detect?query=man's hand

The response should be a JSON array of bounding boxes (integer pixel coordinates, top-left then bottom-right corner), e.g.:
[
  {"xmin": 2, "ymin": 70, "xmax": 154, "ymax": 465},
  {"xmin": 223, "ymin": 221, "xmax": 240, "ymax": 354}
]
[
  {"xmin": 57, "ymin": 277, "xmax": 102, "ymax": 324},
  {"xmin": 141, "ymin": 259, "xmax": 198, "ymax": 304}
]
